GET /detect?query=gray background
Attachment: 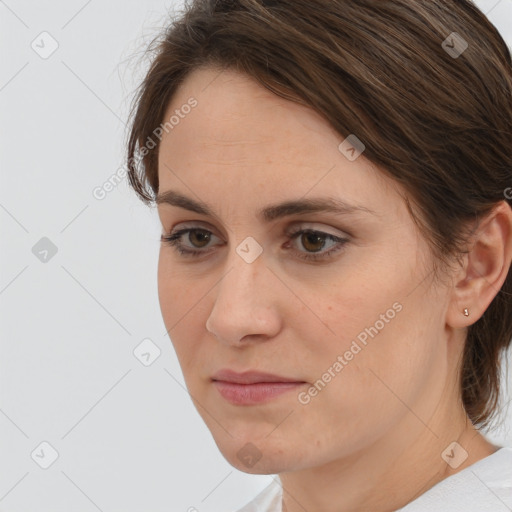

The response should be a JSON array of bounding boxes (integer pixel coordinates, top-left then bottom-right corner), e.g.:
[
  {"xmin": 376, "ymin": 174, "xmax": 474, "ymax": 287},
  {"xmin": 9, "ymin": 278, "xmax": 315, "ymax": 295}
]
[{"xmin": 1, "ymin": 1, "xmax": 511, "ymax": 511}]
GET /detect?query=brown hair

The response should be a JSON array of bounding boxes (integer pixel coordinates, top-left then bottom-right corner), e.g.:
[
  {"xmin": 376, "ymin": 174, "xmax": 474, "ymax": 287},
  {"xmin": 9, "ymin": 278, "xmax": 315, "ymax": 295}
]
[{"xmin": 126, "ymin": 0, "xmax": 512, "ymax": 429}]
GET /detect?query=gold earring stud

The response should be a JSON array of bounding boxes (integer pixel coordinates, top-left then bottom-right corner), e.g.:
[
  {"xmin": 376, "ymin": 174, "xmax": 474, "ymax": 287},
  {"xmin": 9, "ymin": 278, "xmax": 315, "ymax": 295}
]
[{"xmin": 463, "ymin": 308, "xmax": 469, "ymax": 316}]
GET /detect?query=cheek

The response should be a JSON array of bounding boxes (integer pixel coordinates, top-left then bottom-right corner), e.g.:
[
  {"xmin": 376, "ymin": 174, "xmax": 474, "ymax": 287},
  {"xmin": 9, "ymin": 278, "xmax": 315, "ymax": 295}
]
[
  {"xmin": 293, "ymin": 317, "xmax": 427, "ymax": 457},
  {"xmin": 157, "ymin": 256, "xmax": 181, "ymax": 327},
  {"xmin": 301, "ymin": 271, "xmax": 400, "ymax": 362},
  {"xmin": 157, "ymin": 251, "xmax": 207, "ymax": 319},
  {"xmin": 310, "ymin": 287, "xmax": 444, "ymax": 431},
  {"xmin": 157, "ymin": 253, "xmax": 209, "ymax": 371},
  {"xmin": 299, "ymin": 254, "xmax": 438, "ymax": 402}
]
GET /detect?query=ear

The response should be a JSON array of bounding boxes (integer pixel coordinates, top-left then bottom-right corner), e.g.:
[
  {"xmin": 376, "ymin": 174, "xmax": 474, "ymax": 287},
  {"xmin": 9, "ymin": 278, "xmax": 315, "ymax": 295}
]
[{"xmin": 446, "ymin": 200, "xmax": 512, "ymax": 328}]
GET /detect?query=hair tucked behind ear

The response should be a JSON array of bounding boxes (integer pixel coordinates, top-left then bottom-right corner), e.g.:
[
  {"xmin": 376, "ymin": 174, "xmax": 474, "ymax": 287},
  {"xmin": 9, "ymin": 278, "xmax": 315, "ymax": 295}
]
[{"xmin": 125, "ymin": 0, "xmax": 512, "ymax": 429}]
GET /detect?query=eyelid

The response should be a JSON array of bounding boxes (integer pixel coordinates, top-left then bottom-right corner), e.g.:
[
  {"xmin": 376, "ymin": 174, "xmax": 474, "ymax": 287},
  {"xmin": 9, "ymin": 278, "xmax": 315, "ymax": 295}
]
[
  {"xmin": 168, "ymin": 220, "xmax": 219, "ymax": 233},
  {"xmin": 165, "ymin": 220, "xmax": 223, "ymax": 241},
  {"xmin": 284, "ymin": 222, "xmax": 348, "ymax": 239},
  {"xmin": 167, "ymin": 220, "xmax": 349, "ymax": 239}
]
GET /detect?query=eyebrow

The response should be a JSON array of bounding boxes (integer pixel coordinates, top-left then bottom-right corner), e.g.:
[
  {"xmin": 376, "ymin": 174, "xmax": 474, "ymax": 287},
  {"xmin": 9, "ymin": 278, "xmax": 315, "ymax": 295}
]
[{"xmin": 155, "ymin": 190, "xmax": 377, "ymax": 222}]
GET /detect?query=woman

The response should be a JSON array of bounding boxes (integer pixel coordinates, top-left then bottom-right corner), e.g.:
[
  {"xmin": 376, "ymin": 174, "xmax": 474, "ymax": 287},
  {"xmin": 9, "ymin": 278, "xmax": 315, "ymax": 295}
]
[{"xmin": 126, "ymin": 1, "xmax": 512, "ymax": 510}]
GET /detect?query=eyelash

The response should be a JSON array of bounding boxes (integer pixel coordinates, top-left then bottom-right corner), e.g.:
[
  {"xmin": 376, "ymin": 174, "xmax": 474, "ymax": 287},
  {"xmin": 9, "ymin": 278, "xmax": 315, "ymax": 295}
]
[{"xmin": 160, "ymin": 227, "xmax": 349, "ymax": 262}]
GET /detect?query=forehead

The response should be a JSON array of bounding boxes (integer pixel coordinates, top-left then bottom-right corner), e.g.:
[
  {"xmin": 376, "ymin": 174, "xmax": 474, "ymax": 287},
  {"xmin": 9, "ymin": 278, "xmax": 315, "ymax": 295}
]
[
  {"xmin": 157, "ymin": 66, "xmax": 404, "ymax": 220},
  {"xmin": 160, "ymin": 66, "xmax": 340, "ymax": 162}
]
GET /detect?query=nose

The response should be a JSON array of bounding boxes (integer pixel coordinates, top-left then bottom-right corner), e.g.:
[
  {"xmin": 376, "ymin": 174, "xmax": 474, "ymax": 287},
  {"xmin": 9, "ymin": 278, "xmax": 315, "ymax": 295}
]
[{"xmin": 205, "ymin": 253, "xmax": 282, "ymax": 346}]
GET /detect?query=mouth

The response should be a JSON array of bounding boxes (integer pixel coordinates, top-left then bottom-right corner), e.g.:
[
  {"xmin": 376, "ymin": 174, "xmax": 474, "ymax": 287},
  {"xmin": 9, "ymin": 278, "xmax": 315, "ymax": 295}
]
[{"xmin": 211, "ymin": 369, "xmax": 307, "ymax": 405}]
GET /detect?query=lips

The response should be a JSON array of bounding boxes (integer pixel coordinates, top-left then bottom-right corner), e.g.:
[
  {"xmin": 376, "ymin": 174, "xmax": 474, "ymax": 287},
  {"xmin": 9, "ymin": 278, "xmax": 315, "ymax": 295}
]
[
  {"xmin": 211, "ymin": 369, "xmax": 307, "ymax": 405},
  {"xmin": 211, "ymin": 369, "xmax": 304, "ymax": 384}
]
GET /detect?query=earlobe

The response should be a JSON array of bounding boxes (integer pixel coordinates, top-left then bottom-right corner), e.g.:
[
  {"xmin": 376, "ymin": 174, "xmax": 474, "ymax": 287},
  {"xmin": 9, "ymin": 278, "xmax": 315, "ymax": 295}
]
[{"xmin": 446, "ymin": 201, "xmax": 512, "ymax": 329}]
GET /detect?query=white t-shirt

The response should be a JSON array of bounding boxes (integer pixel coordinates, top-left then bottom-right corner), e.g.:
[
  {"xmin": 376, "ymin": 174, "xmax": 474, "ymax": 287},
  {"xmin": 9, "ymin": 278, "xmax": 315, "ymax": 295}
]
[{"xmin": 235, "ymin": 446, "xmax": 512, "ymax": 512}]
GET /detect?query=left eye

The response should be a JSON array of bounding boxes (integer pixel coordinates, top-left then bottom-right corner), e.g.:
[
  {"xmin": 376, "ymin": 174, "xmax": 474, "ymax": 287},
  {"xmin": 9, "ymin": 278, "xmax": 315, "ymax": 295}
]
[
  {"xmin": 291, "ymin": 230, "xmax": 338, "ymax": 253},
  {"xmin": 160, "ymin": 227, "xmax": 349, "ymax": 261},
  {"xmin": 285, "ymin": 229, "xmax": 349, "ymax": 261}
]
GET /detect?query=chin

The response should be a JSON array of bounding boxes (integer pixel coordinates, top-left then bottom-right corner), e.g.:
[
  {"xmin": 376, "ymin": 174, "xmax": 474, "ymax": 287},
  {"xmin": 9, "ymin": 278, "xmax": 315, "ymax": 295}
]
[
  {"xmin": 215, "ymin": 436, "xmax": 308, "ymax": 475},
  {"xmin": 226, "ymin": 452, "xmax": 294, "ymax": 475}
]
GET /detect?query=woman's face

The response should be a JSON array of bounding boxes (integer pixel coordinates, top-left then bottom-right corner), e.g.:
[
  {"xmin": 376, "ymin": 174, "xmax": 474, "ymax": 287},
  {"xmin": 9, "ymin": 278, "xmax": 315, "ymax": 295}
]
[{"xmin": 156, "ymin": 66, "xmax": 455, "ymax": 474}]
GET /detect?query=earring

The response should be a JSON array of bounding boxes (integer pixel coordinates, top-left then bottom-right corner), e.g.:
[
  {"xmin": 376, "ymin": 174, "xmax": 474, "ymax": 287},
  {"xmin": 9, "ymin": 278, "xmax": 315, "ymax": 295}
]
[{"xmin": 463, "ymin": 308, "xmax": 470, "ymax": 317}]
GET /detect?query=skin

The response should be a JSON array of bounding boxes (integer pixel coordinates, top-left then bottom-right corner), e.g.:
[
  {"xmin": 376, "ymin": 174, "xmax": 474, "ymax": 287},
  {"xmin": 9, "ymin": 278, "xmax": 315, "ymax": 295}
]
[{"xmin": 156, "ymin": 66, "xmax": 512, "ymax": 512}]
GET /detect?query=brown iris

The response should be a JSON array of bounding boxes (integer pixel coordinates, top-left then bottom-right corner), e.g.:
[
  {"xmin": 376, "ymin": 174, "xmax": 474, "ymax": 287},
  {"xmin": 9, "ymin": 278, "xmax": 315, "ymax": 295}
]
[
  {"xmin": 300, "ymin": 232, "xmax": 326, "ymax": 253},
  {"xmin": 188, "ymin": 230, "xmax": 211, "ymax": 248}
]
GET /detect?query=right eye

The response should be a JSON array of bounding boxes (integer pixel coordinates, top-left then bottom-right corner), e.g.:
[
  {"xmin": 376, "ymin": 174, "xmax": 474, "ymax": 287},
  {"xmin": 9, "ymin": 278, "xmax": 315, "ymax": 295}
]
[{"xmin": 161, "ymin": 228, "xmax": 223, "ymax": 257}]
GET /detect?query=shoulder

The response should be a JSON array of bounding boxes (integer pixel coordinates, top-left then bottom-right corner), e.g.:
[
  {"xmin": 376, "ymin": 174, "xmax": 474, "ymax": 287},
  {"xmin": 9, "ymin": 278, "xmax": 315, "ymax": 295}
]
[{"xmin": 397, "ymin": 446, "xmax": 512, "ymax": 511}]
